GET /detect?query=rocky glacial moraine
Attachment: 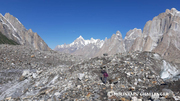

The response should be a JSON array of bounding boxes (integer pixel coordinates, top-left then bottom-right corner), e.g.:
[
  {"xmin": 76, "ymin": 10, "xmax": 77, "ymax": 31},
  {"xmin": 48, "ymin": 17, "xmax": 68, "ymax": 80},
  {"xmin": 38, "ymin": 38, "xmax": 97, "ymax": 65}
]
[{"xmin": 0, "ymin": 44, "xmax": 180, "ymax": 100}]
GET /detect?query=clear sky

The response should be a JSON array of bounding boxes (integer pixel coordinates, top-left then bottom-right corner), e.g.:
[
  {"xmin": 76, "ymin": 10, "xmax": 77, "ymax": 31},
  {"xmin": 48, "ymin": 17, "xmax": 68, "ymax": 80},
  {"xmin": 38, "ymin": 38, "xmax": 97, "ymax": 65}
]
[{"xmin": 1, "ymin": 0, "xmax": 180, "ymax": 49}]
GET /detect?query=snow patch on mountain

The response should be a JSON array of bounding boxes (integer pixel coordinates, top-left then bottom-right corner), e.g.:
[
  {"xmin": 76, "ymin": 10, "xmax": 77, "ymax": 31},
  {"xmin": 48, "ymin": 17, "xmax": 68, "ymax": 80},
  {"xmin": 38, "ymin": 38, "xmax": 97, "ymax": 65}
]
[
  {"xmin": 0, "ymin": 13, "xmax": 20, "ymax": 41},
  {"xmin": 2, "ymin": 14, "xmax": 17, "ymax": 32},
  {"xmin": 12, "ymin": 33, "xmax": 20, "ymax": 41}
]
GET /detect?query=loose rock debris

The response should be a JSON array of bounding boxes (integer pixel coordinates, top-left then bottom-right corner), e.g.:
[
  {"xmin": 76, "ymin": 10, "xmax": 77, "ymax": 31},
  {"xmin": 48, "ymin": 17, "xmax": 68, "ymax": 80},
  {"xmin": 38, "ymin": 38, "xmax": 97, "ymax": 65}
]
[{"xmin": 0, "ymin": 45, "xmax": 180, "ymax": 101}]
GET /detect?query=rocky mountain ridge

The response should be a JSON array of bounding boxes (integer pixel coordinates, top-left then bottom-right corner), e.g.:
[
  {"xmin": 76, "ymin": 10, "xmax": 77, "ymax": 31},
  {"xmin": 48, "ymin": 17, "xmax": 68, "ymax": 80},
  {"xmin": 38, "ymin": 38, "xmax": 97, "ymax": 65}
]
[
  {"xmin": 0, "ymin": 13, "xmax": 50, "ymax": 51},
  {"xmin": 55, "ymin": 8, "xmax": 180, "ymax": 64}
]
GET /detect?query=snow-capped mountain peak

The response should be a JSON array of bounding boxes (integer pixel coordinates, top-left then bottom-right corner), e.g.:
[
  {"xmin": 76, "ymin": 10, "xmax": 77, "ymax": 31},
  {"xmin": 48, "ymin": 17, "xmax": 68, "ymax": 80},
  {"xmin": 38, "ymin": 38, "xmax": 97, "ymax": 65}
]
[
  {"xmin": 90, "ymin": 37, "xmax": 95, "ymax": 41},
  {"xmin": 54, "ymin": 36, "xmax": 105, "ymax": 53},
  {"xmin": 77, "ymin": 35, "xmax": 84, "ymax": 40},
  {"xmin": 71, "ymin": 36, "xmax": 104, "ymax": 47}
]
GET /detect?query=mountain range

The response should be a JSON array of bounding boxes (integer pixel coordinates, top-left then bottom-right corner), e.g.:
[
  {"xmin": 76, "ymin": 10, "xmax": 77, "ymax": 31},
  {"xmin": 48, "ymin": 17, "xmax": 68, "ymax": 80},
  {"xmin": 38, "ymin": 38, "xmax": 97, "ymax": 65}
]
[
  {"xmin": 0, "ymin": 8, "xmax": 179, "ymax": 63},
  {"xmin": 55, "ymin": 8, "xmax": 180, "ymax": 63},
  {"xmin": 0, "ymin": 13, "xmax": 50, "ymax": 51}
]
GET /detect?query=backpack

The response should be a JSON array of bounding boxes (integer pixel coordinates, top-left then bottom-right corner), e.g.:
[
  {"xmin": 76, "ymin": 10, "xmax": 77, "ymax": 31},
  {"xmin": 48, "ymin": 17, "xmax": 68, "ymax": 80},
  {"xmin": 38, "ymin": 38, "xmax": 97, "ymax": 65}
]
[{"xmin": 103, "ymin": 72, "xmax": 108, "ymax": 77}]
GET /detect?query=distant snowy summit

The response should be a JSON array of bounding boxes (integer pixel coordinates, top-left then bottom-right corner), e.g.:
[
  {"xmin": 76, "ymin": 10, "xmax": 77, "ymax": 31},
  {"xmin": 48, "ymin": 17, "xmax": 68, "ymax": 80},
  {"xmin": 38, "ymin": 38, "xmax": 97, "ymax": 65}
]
[
  {"xmin": 56, "ymin": 35, "xmax": 104, "ymax": 49},
  {"xmin": 54, "ymin": 36, "xmax": 105, "ymax": 57}
]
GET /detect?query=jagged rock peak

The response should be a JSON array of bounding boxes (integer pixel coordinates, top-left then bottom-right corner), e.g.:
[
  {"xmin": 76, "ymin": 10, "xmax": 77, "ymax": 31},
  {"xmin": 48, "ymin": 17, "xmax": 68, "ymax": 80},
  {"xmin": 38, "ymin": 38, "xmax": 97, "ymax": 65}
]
[
  {"xmin": 105, "ymin": 37, "xmax": 107, "ymax": 41},
  {"xmin": 116, "ymin": 30, "xmax": 121, "ymax": 35},
  {"xmin": 165, "ymin": 8, "xmax": 180, "ymax": 16},
  {"xmin": 4, "ymin": 13, "xmax": 16, "ymax": 22},
  {"xmin": 125, "ymin": 28, "xmax": 142, "ymax": 39},
  {"xmin": 133, "ymin": 28, "xmax": 142, "ymax": 31},
  {"xmin": 28, "ymin": 29, "xmax": 33, "ymax": 33},
  {"xmin": 171, "ymin": 8, "xmax": 178, "ymax": 12},
  {"xmin": 165, "ymin": 9, "xmax": 170, "ymax": 13},
  {"xmin": 90, "ymin": 37, "xmax": 96, "ymax": 41},
  {"xmin": 129, "ymin": 28, "xmax": 142, "ymax": 32},
  {"xmin": 4, "ymin": 12, "xmax": 11, "ymax": 17},
  {"xmin": 77, "ymin": 35, "xmax": 84, "ymax": 39},
  {"xmin": 115, "ymin": 30, "xmax": 123, "ymax": 39},
  {"xmin": 124, "ymin": 28, "xmax": 143, "ymax": 52}
]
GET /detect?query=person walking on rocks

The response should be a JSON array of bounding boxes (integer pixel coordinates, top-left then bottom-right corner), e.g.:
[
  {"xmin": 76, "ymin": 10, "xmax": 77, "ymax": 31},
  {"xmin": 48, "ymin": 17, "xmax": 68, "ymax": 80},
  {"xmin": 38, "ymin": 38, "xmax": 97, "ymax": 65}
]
[{"xmin": 102, "ymin": 70, "xmax": 108, "ymax": 84}]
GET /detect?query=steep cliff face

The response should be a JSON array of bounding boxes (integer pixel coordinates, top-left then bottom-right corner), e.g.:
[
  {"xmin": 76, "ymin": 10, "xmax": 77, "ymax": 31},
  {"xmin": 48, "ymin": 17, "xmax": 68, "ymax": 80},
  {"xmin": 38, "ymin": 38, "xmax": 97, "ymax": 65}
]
[
  {"xmin": 142, "ymin": 10, "xmax": 172, "ymax": 51},
  {"xmin": 141, "ymin": 8, "xmax": 180, "ymax": 63},
  {"xmin": 141, "ymin": 8, "xmax": 178, "ymax": 50},
  {"xmin": 0, "ymin": 13, "xmax": 51, "ymax": 51},
  {"xmin": 124, "ymin": 8, "xmax": 180, "ymax": 63},
  {"xmin": 96, "ymin": 31, "xmax": 126, "ymax": 56},
  {"xmin": 124, "ymin": 28, "xmax": 143, "ymax": 52},
  {"xmin": 101, "ymin": 8, "xmax": 180, "ymax": 62}
]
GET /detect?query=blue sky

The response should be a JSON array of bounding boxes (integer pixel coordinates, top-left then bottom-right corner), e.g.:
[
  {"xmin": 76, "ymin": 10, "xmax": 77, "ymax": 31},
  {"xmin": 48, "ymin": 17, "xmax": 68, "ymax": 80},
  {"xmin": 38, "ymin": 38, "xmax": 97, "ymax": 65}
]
[{"xmin": 1, "ymin": 0, "xmax": 180, "ymax": 49}]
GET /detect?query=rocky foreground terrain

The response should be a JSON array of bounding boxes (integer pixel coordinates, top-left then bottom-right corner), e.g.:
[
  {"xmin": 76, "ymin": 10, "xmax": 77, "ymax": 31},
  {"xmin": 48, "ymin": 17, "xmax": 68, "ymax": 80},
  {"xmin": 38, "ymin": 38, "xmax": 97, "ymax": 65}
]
[{"xmin": 0, "ymin": 44, "xmax": 180, "ymax": 101}]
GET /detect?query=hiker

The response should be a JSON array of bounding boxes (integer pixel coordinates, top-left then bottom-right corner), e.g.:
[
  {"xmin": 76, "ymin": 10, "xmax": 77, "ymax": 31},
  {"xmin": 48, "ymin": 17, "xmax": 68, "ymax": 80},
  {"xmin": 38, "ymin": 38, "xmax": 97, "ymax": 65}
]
[{"xmin": 102, "ymin": 70, "xmax": 108, "ymax": 84}]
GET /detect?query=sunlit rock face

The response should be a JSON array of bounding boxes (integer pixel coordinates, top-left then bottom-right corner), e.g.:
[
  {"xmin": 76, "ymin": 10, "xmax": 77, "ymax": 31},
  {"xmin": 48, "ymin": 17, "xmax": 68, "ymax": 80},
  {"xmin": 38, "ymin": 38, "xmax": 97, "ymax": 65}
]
[
  {"xmin": 96, "ymin": 31, "xmax": 126, "ymax": 57},
  {"xmin": 124, "ymin": 8, "xmax": 180, "ymax": 63},
  {"xmin": 0, "ymin": 13, "xmax": 51, "ymax": 51},
  {"xmin": 124, "ymin": 28, "xmax": 143, "ymax": 52},
  {"xmin": 143, "ymin": 8, "xmax": 180, "ymax": 62}
]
